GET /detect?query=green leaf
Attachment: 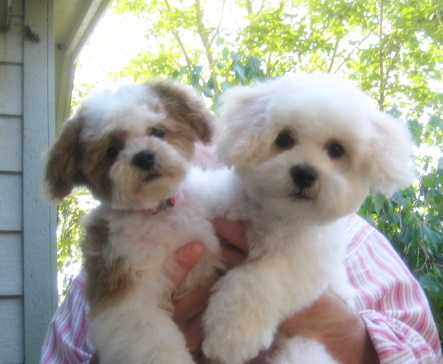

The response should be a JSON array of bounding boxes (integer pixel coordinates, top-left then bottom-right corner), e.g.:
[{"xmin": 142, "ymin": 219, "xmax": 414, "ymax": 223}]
[
  {"xmin": 372, "ymin": 193, "xmax": 385, "ymax": 215},
  {"xmin": 421, "ymin": 174, "xmax": 436, "ymax": 188},
  {"xmin": 421, "ymin": 225, "xmax": 442, "ymax": 252},
  {"xmin": 420, "ymin": 273, "xmax": 443, "ymax": 293},
  {"xmin": 222, "ymin": 47, "xmax": 229, "ymax": 60}
]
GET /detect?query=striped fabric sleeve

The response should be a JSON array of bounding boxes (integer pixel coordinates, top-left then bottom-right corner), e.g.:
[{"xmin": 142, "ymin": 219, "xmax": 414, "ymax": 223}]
[
  {"xmin": 344, "ymin": 214, "xmax": 442, "ymax": 364},
  {"xmin": 40, "ymin": 273, "xmax": 94, "ymax": 364}
]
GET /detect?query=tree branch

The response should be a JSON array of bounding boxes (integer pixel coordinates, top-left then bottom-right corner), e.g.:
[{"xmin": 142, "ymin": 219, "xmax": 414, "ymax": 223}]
[
  {"xmin": 327, "ymin": 38, "xmax": 341, "ymax": 73},
  {"xmin": 161, "ymin": 0, "xmax": 194, "ymax": 71},
  {"xmin": 209, "ymin": 0, "xmax": 227, "ymax": 45},
  {"xmin": 333, "ymin": 31, "xmax": 374, "ymax": 73},
  {"xmin": 378, "ymin": 0, "xmax": 385, "ymax": 111},
  {"xmin": 194, "ymin": 0, "xmax": 220, "ymax": 94}
]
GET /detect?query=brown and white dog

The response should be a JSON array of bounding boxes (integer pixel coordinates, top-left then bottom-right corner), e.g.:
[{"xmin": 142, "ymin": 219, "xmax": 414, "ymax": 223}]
[{"xmin": 45, "ymin": 79, "xmax": 222, "ymax": 364}]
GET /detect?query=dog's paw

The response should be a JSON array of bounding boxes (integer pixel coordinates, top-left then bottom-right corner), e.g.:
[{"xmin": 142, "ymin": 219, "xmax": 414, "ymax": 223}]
[{"xmin": 202, "ymin": 320, "xmax": 274, "ymax": 364}]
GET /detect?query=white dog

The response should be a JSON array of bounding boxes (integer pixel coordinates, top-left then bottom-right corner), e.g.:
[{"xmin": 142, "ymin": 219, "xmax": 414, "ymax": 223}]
[
  {"xmin": 44, "ymin": 80, "xmax": 223, "ymax": 364},
  {"xmin": 201, "ymin": 74, "xmax": 415, "ymax": 364}
]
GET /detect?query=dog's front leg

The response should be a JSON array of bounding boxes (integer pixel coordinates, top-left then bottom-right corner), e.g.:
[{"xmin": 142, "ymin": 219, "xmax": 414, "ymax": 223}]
[{"xmin": 202, "ymin": 252, "xmax": 324, "ymax": 364}]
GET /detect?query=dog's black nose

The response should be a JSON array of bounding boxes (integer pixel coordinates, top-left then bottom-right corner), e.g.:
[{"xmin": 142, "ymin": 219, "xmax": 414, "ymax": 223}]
[
  {"xmin": 132, "ymin": 150, "xmax": 156, "ymax": 170},
  {"xmin": 291, "ymin": 164, "xmax": 317, "ymax": 189}
]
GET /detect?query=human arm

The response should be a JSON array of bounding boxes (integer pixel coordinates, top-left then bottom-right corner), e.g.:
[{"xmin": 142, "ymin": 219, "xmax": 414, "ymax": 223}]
[
  {"xmin": 276, "ymin": 291, "xmax": 379, "ymax": 364},
  {"xmin": 40, "ymin": 274, "xmax": 95, "ymax": 364},
  {"xmin": 341, "ymin": 214, "xmax": 442, "ymax": 364},
  {"xmin": 263, "ymin": 215, "xmax": 442, "ymax": 364}
]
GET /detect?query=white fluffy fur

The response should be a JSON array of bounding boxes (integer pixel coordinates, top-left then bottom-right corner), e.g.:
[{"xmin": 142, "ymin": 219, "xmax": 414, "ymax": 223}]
[{"xmin": 201, "ymin": 73, "xmax": 415, "ymax": 364}]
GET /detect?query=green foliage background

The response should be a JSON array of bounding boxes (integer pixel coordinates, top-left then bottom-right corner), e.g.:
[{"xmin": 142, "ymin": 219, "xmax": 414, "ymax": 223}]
[{"xmin": 61, "ymin": 0, "xmax": 443, "ymax": 339}]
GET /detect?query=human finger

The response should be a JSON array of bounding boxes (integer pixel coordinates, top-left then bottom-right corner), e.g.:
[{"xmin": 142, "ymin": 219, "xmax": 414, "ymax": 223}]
[
  {"xmin": 180, "ymin": 311, "xmax": 206, "ymax": 356},
  {"xmin": 173, "ymin": 273, "xmax": 218, "ymax": 323},
  {"xmin": 169, "ymin": 242, "xmax": 205, "ymax": 290},
  {"xmin": 213, "ymin": 217, "xmax": 248, "ymax": 253},
  {"xmin": 172, "ymin": 272, "xmax": 220, "ymax": 356},
  {"xmin": 220, "ymin": 242, "xmax": 247, "ymax": 270}
]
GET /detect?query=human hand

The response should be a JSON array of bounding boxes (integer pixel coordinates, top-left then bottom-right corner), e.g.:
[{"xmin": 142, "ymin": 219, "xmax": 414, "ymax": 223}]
[
  {"xmin": 169, "ymin": 218, "xmax": 248, "ymax": 357},
  {"xmin": 277, "ymin": 290, "xmax": 379, "ymax": 364},
  {"xmin": 166, "ymin": 241, "xmax": 211, "ymax": 356},
  {"xmin": 213, "ymin": 217, "xmax": 248, "ymax": 268},
  {"xmin": 246, "ymin": 292, "xmax": 378, "ymax": 364}
]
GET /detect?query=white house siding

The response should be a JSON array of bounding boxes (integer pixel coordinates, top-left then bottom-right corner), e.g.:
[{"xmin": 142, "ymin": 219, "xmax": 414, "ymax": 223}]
[
  {"xmin": 0, "ymin": 0, "xmax": 57, "ymax": 363},
  {"xmin": 0, "ymin": 0, "xmax": 25, "ymax": 362}
]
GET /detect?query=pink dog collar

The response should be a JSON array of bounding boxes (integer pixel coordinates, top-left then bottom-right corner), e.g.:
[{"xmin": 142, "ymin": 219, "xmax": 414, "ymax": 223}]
[{"xmin": 129, "ymin": 196, "xmax": 177, "ymax": 215}]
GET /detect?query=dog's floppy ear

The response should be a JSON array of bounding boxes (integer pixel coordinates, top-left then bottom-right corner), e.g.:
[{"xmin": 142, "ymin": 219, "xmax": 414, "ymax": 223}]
[
  {"xmin": 147, "ymin": 80, "xmax": 214, "ymax": 144},
  {"xmin": 368, "ymin": 111, "xmax": 415, "ymax": 197},
  {"xmin": 216, "ymin": 84, "xmax": 270, "ymax": 166},
  {"xmin": 44, "ymin": 116, "xmax": 85, "ymax": 201}
]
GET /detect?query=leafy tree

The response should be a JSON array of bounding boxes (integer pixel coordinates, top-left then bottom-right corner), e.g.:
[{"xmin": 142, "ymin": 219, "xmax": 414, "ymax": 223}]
[{"xmin": 59, "ymin": 0, "xmax": 442, "ymax": 338}]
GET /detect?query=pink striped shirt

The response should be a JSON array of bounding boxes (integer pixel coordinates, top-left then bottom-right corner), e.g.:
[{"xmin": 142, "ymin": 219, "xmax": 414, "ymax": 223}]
[{"xmin": 40, "ymin": 214, "xmax": 442, "ymax": 363}]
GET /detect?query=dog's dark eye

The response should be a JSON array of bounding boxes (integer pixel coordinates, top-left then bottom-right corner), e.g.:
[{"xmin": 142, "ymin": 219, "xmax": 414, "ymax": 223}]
[
  {"xmin": 326, "ymin": 142, "xmax": 345, "ymax": 159},
  {"xmin": 106, "ymin": 145, "xmax": 122, "ymax": 159},
  {"xmin": 149, "ymin": 128, "xmax": 165, "ymax": 139},
  {"xmin": 275, "ymin": 131, "xmax": 295, "ymax": 150}
]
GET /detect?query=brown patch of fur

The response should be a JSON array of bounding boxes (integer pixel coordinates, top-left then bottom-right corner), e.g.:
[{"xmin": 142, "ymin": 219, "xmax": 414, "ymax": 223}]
[
  {"xmin": 162, "ymin": 121, "xmax": 200, "ymax": 161},
  {"xmin": 45, "ymin": 114, "xmax": 129, "ymax": 204},
  {"xmin": 44, "ymin": 116, "xmax": 86, "ymax": 200},
  {"xmin": 146, "ymin": 79, "xmax": 214, "ymax": 144},
  {"xmin": 81, "ymin": 214, "xmax": 133, "ymax": 318}
]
